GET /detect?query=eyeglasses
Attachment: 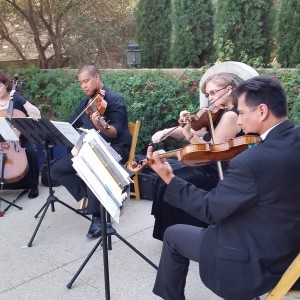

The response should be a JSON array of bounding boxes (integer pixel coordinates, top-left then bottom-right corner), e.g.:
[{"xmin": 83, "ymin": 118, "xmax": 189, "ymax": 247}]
[{"xmin": 204, "ymin": 86, "xmax": 227, "ymax": 98}]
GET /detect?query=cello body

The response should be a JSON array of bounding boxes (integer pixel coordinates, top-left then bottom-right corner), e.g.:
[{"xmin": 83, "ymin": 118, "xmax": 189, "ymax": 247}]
[{"xmin": 0, "ymin": 109, "xmax": 29, "ymax": 184}]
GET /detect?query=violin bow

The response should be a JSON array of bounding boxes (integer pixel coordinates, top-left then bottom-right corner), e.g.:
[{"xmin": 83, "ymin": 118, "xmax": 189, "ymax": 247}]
[
  {"xmin": 149, "ymin": 89, "xmax": 229, "ymax": 147},
  {"xmin": 71, "ymin": 91, "xmax": 103, "ymax": 126},
  {"xmin": 206, "ymin": 109, "xmax": 224, "ymax": 180}
]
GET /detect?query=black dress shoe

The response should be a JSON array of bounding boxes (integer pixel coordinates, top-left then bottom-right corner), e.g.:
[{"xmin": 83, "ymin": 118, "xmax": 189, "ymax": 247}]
[
  {"xmin": 28, "ymin": 186, "xmax": 39, "ymax": 199},
  {"xmin": 86, "ymin": 216, "xmax": 102, "ymax": 238}
]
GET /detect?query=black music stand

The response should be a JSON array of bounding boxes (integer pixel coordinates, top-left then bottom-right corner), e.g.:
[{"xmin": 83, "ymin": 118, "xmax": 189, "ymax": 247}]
[
  {"xmin": 8, "ymin": 118, "xmax": 91, "ymax": 247},
  {"xmin": 66, "ymin": 187, "xmax": 158, "ymax": 300}
]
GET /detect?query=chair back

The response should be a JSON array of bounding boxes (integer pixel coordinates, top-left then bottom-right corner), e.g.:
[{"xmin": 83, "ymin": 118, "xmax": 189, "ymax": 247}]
[
  {"xmin": 265, "ymin": 253, "xmax": 300, "ymax": 299},
  {"xmin": 125, "ymin": 120, "xmax": 141, "ymax": 200},
  {"xmin": 126, "ymin": 121, "xmax": 141, "ymax": 166}
]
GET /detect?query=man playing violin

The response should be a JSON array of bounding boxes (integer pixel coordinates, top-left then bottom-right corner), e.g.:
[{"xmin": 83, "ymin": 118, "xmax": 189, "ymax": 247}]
[
  {"xmin": 51, "ymin": 64, "xmax": 131, "ymax": 238},
  {"xmin": 151, "ymin": 72, "xmax": 244, "ymax": 241},
  {"xmin": 148, "ymin": 76, "xmax": 300, "ymax": 300},
  {"xmin": 0, "ymin": 71, "xmax": 41, "ymax": 199}
]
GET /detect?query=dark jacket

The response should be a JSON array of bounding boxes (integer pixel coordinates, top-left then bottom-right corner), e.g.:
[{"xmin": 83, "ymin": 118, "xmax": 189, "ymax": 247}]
[{"xmin": 164, "ymin": 120, "xmax": 300, "ymax": 299}]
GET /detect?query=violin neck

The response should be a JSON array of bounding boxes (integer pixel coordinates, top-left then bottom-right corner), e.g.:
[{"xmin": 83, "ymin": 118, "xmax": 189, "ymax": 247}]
[
  {"xmin": 98, "ymin": 115, "xmax": 110, "ymax": 130},
  {"xmin": 158, "ymin": 149, "xmax": 180, "ymax": 160}
]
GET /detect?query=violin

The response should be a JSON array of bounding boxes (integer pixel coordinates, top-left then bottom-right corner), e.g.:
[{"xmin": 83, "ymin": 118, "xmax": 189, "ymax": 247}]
[
  {"xmin": 128, "ymin": 135, "xmax": 262, "ymax": 173},
  {"xmin": 0, "ymin": 108, "xmax": 29, "ymax": 184},
  {"xmin": 179, "ymin": 106, "xmax": 225, "ymax": 131},
  {"xmin": 86, "ymin": 89, "xmax": 110, "ymax": 130}
]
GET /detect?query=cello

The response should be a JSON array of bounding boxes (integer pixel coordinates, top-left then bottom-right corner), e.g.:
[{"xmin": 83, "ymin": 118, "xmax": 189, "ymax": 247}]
[
  {"xmin": 0, "ymin": 91, "xmax": 29, "ymax": 217},
  {"xmin": 0, "ymin": 109, "xmax": 29, "ymax": 183}
]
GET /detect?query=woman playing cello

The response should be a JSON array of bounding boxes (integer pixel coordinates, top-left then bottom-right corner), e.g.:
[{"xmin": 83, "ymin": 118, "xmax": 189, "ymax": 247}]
[
  {"xmin": 0, "ymin": 71, "xmax": 41, "ymax": 199},
  {"xmin": 151, "ymin": 72, "xmax": 245, "ymax": 241}
]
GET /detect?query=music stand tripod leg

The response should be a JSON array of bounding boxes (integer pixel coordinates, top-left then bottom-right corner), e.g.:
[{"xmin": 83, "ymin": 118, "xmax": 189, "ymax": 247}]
[
  {"xmin": 66, "ymin": 205, "xmax": 158, "ymax": 300},
  {"xmin": 3, "ymin": 189, "xmax": 28, "ymax": 213},
  {"xmin": 27, "ymin": 141, "xmax": 91, "ymax": 247},
  {"xmin": 66, "ymin": 237, "xmax": 103, "ymax": 289},
  {"xmin": 0, "ymin": 196, "xmax": 23, "ymax": 211},
  {"xmin": 66, "ymin": 204, "xmax": 111, "ymax": 292}
]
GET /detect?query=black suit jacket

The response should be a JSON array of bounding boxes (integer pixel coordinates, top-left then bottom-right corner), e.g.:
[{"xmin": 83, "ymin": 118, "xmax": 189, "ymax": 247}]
[{"xmin": 164, "ymin": 120, "xmax": 300, "ymax": 299}]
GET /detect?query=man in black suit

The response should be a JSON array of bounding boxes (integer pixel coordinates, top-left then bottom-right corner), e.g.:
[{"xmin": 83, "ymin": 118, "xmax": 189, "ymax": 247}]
[{"xmin": 147, "ymin": 76, "xmax": 300, "ymax": 300}]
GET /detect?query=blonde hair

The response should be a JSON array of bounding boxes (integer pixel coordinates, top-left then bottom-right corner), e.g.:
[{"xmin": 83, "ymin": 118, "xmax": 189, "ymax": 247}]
[
  {"xmin": 201, "ymin": 72, "xmax": 243, "ymax": 93},
  {"xmin": 201, "ymin": 72, "xmax": 244, "ymax": 106}
]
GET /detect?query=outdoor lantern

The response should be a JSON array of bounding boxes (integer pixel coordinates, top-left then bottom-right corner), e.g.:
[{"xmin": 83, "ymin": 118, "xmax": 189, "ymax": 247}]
[{"xmin": 126, "ymin": 41, "xmax": 141, "ymax": 68}]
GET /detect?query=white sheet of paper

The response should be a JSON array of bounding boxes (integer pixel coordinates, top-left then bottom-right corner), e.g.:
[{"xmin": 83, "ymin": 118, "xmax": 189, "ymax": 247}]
[
  {"xmin": 51, "ymin": 121, "xmax": 81, "ymax": 145},
  {"xmin": 73, "ymin": 153, "xmax": 121, "ymax": 223},
  {"xmin": 72, "ymin": 129, "xmax": 131, "ymax": 223},
  {"xmin": 72, "ymin": 144, "xmax": 120, "ymax": 223},
  {"xmin": 83, "ymin": 129, "xmax": 130, "ymax": 183},
  {"xmin": 0, "ymin": 117, "xmax": 19, "ymax": 141}
]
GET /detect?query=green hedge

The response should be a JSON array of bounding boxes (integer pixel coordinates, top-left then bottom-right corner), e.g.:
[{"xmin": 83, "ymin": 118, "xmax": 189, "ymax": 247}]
[{"xmin": 5, "ymin": 65, "xmax": 300, "ymax": 154}]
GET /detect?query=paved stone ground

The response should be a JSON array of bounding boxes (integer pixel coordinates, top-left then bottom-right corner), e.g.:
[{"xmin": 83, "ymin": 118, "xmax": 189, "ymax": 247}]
[{"xmin": 0, "ymin": 185, "xmax": 222, "ymax": 300}]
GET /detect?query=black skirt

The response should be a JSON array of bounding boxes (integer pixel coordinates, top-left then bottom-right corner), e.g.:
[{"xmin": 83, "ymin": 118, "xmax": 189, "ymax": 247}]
[{"xmin": 151, "ymin": 161, "xmax": 226, "ymax": 241}]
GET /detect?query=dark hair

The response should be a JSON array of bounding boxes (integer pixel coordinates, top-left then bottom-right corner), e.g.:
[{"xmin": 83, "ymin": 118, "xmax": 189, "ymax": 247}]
[
  {"xmin": 234, "ymin": 76, "xmax": 288, "ymax": 118},
  {"xmin": 78, "ymin": 64, "xmax": 101, "ymax": 77},
  {"xmin": 0, "ymin": 72, "xmax": 13, "ymax": 92}
]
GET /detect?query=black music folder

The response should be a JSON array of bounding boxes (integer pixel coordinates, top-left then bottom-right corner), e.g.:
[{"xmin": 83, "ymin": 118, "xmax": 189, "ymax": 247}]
[
  {"xmin": 7, "ymin": 118, "xmax": 80, "ymax": 147},
  {"xmin": 0, "ymin": 117, "xmax": 19, "ymax": 142}
]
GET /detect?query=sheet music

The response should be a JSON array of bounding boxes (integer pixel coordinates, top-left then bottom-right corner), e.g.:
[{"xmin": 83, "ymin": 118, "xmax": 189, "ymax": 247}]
[
  {"xmin": 83, "ymin": 130, "xmax": 129, "ymax": 182},
  {"xmin": 72, "ymin": 143, "xmax": 122, "ymax": 223},
  {"xmin": 0, "ymin": 117, "xmax": 19, "ymax": 141},
  {"xmin": 72, "ymin": 129, "xmax": 131, "ymax": 223},
  {"xmin": 51, "ymin": 121, "xmax": 81, "ymax": 145}
]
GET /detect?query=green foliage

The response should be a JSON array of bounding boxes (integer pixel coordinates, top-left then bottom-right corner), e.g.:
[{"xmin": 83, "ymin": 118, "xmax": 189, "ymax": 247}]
[
  {"xmin": 102, "ymin": 69, "xmax": 204, "ymax": 152},
  {"xmin": 271, "ymin": 68, "xmax": 300, "ymax": 122},
  {"xmin": 12, "ymin": 66, "xmax": 300, "ymax": 154},
  {"xmin": 170, "ymin": 0, "xmax": 214, "ymax": 67},
  {"xmin": 276, "ymin": 0, "xmax": 300, "ymax": 67},
  {"xmin": 214, "ymin": 0, "xmax": 275, "ymax": 66},
  {"xmin": 134, "ymin": 0, "xmax": 172, "ymax": 68},
  {"xmin": 18, "ymin": 65, "xmax": 83, "ymax": 119}
]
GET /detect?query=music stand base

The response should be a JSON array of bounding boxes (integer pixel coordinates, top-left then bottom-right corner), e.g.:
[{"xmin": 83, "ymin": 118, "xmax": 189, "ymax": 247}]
[
  {"xmin": 66, "ymin": 206, "xmax": 158, "ymax": 300},
  {"xmin": 27, "ymin": 194, "xmax": 92, "ymax": 247},
  {"xmin": 27, "ymin": 139, "xmax": 92, "ymax": 248},
  {"xmin": 0, "ymin": 189, "xmax": 28, "ymax": 212}
]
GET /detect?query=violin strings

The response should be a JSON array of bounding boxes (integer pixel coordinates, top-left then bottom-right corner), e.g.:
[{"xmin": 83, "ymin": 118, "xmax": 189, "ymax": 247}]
[{"xmin": 150, "ymin": 89, "xmax": 231, "ymax": 146}]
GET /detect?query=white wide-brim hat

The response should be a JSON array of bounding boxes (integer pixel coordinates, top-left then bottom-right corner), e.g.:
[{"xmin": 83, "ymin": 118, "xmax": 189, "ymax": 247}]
[{"xmin": 199, "ymin": 61, "xmax": 259, "ymax": 108}]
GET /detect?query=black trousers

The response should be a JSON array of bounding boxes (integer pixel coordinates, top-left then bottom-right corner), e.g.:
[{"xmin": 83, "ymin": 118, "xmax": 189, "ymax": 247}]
[
  {"xmin": 151, "ymin": 162, "xmax": 223, "ymax": 241},
  {"xmin": 153, "ymin": 224, "xmax": 205, "ymax": 300},
  {"xmin": 50, "ymin": 153, "xmax": 101, "ymax": 214},
  {"xmin": 50, "ymin": 142, "xmax": 129, "ymax": 215}
]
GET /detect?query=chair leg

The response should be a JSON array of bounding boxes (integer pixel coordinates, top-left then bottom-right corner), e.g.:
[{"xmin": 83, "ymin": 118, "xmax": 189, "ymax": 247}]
[
  {"xmin": 80, "ymin": 197, "xmax": 88, "ymax": 209},
  {"xmin": 133, "ymin": 174, "xmax": 141, "ymax": 200},
  {"xmin": 265, "ymin": 253, "xmax": 300, "ymax": 300}
]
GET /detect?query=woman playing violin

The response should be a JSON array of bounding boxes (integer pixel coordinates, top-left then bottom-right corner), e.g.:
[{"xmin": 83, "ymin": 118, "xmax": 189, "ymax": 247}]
[
  {"xmin": 0, "ymin": 71, "xmax": 41, "ymax": 199},
  {"xmin": 180, "ymin": 72, "xmax": 244, "ymax": 144},
  {"xmin": 51, "ymin": 64, "xmax": 132, "ymax": 239},
  {"xmin": 151, "ymin": 72, "xmax": 244, "ymax": 241}
]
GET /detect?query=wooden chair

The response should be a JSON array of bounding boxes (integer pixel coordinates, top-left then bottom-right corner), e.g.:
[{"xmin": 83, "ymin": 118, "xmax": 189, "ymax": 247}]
[
  {"xmin": 265, "ymin": 253, "xmax": 300, "ymax": 299},
  {"xmin": 125, "ymin": 120, "xmax": 141, "ymax": 200},
  {"xmin": 80, "ymin": 120, "xmax": 141, "ymax": 209}
]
